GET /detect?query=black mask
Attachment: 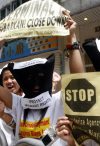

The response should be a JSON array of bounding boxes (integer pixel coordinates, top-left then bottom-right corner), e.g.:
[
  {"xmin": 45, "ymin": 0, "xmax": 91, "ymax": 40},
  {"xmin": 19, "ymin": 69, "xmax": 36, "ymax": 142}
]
[{"xmin": 9, "ymin": 54, "xmax": 55, "ymax": 98}]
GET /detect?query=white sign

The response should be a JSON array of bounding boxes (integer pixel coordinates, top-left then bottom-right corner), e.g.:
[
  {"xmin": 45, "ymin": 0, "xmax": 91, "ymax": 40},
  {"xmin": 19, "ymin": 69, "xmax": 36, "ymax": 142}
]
[
  {"xmin": 14, "ymin": 58, "xmax": 47, "ymax": 69},
  {"xmin": 0, "ymin": 0, "xmax": 69, "ymax": 41},
  {"xmin": 21, "ymin": 91, "xmax": 52, "ymax": 109}
]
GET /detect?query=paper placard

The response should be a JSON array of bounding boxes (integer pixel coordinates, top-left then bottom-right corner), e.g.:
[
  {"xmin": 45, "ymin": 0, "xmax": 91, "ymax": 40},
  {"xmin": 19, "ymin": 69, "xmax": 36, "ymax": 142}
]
[{"xmin": 62, "ymin": 72, "xmax": 100, "ymax": 145}]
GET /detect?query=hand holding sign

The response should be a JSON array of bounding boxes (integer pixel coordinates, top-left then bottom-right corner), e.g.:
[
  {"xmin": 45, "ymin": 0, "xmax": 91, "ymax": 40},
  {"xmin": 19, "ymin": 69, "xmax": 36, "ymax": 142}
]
[{"xmin": 56, "ymin": 116, "xmax": 76, "ymax": 146}]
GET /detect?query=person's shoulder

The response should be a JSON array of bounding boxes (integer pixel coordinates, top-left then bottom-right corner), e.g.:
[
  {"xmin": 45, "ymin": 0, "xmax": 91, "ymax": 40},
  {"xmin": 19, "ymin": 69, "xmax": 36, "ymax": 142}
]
[
  {"xmin": 82, "ymin": 40, "xmax": 96, "ymax": 49},
  {"xmin": 52, "ymin": 91, "xmax": 62, "ymax": 99},
  {"xmin": 11, "ymin": 93, "xmax": 21, "ymax": 99}
]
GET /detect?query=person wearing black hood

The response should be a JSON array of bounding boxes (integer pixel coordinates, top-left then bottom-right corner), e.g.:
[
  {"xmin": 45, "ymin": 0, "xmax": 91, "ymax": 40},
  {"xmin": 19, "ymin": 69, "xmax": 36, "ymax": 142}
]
[
  {"xmin": 0, "ymin": 64, "xmax": 62, "ymax": 146},
  {"xmin": 0, "ymin": 64, "xmax": 24, "ymax": 146},
  {"xmin": 82, "ymin": 39, "xmax": 100, "ymax": 71}
]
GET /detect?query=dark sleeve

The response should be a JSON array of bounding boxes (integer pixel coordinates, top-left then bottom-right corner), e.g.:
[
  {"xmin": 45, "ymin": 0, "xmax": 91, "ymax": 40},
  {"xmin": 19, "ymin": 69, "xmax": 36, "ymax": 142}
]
[{"xmin": 82, "ymin": 40, "xmax": 100, "ymax": 71}]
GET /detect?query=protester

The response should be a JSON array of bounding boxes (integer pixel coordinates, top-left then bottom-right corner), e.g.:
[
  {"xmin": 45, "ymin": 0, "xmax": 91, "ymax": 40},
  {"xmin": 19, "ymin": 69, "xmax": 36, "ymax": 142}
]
[
  {"xmin": 82, "ymin": 39, "xmax": 100, "ymax": 71},
  {"xmin": 0, "ymin": 64, "xmax": 24, "ymax": 146},
  {"xmin": 0, "ymin": 64, "xmax": 63, "ymax": 146},
  {"xmin": 56, "ymin": 12, "xmax": 99, "ymax": 146},
  {"xmin": 0, "ymin": 66, "xmax": 62, "ymax": 124},
  {"xmin": 82, "ymin": 39, "xmax": 100, "ymax": 146},
  {"xmin": 0, "ymin": 11, "xmax": 84, "ymax": 146},
  {"xmin": 0, "ymin": 65, "xmax": 63, "ymax": 146},
  {"xmin": 0, "ymin": 65, "xmax": 23, "ymax": 96}
]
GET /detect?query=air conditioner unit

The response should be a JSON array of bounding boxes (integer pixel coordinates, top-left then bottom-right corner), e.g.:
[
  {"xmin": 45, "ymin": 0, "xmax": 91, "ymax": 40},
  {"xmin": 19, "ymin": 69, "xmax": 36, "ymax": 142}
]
[{"xmin": 95, "ymin": 26, "xmax": 100, "ymax": 32}]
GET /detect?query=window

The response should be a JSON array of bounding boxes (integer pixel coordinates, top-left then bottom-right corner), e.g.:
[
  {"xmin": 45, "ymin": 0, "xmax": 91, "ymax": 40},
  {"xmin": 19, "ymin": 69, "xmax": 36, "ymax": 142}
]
[
  {"xmin": 6, "ymin": 5, "xmax": 11, "ymax": 15},
  {"xmin": 12, "ymin": 1, "xmax": 18, "ymax": 10},
  {"xmin": 17, "ymin": 0, "xmax": 21, "ymax": 7},
  {"xmin": 1, "ymin": 8, "xmax": 6, "ymax": 20},
  {"xmin": 22, "ymin": 0, "xmax": 29, "ymax": 4}
]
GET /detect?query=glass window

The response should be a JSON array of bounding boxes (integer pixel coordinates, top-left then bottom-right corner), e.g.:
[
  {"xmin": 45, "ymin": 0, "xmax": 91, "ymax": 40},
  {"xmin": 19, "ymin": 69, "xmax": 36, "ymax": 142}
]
[
  {"xmin": 12, "ymin": 1, "xmax": 17, "ymax": 10},
  {"xmin": 6, "ymin": 5, "xmax": 11, "ymax": 15},
  {"xmin": 17, "ymin": 0, "xmax": 21, "ymax": 7},
  {"xmin": 1, "ymin": 9, "xmax": 6, "ymax": 20},
  {"xmin": 22, "ymin": 0, "xmax": 29, "ymax": 4}
]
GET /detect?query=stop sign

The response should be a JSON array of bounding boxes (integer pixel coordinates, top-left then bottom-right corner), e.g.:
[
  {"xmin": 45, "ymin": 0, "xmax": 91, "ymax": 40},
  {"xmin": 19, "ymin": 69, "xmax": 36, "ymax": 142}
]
[{"xmin": 65, "ymin": 79, "xmax": 96, "ymax": 112}]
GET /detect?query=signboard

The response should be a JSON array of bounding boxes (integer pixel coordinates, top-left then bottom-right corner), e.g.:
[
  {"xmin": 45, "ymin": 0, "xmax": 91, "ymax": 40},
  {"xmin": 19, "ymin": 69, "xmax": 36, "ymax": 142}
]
[
  {"xmin": 0, "ymin": 36, "xmax": 58, "ymax": 62},
  {"xmin": 62, "ymin": 72, "xmax": 100, "ymax": 145},
  {"xmin": 0, "ymin": 0, "xmax": 69, "ymax": 41}
]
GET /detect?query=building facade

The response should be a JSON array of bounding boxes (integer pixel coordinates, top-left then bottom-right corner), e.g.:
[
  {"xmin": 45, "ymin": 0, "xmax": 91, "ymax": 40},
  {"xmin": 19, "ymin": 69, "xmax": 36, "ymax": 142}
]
[
  {"xmin": 0, "ymin": 0, "xmax": 100, "ymax": 72},
  {"xmin": 0, "ymin": 0, "xmax": 29, "ymax": 20}
]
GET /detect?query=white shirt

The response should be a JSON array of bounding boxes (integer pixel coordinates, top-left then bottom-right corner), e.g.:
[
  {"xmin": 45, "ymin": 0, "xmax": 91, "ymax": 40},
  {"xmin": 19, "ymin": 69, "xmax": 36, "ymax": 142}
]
[
  {"xmin": 12, "ymin": 91, "xmax": 68, "ymax": 146},
  {"xmin": 0, "ymin": 119, "xmax": 15, "ymax": 146}
]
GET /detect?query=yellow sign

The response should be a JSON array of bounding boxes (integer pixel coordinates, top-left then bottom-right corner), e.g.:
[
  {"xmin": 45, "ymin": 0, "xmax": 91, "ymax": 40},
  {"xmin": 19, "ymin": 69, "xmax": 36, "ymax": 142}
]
[{"xmin": 62, "ymin": 72, "xmax": 100, "ymax": 145}]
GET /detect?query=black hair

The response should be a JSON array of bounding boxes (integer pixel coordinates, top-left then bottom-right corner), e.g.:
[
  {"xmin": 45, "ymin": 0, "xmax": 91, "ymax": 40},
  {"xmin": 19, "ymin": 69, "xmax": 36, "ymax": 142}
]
[
  {"xmin": 0, "ymin": 67, "xmax": 9, "ymax": 86},
  {"xmin": 0, "ymin": 63, "xmax": 14, "ymax": 86}
]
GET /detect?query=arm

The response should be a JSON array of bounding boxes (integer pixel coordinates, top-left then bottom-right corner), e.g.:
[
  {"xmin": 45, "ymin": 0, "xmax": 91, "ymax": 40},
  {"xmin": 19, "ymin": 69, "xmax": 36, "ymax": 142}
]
[
  {"xmin": 68, "ymin": 36, "xmax": 84, "ymax": 73},
  {"xmin": 63, "ymin": 11, "xmax": 85, "ymax": 73},
  {"xmin": 0, "ymin": 100, "xmax": 15, "ymax": 128},
  {"xmin": 52, "ymin": 72, "xmax": 61, "ymax": 94},
  {"xmin": 2, "ymin": 113, "xmax": 14, "ymax": 126},
  {"xmin": 57, "ymin": 11, "xmax": 84, "ymax": 146},
  {"xmin": 0, "ymin": 86, "xmax": 12, "ymax": 108}
]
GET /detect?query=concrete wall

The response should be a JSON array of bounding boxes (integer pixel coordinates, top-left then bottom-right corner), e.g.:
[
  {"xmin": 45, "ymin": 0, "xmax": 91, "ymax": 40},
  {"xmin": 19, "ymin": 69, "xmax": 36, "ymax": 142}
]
[
  {"xmin": 61, "ymin": 0, "xmax": 100, "ymax": 15},
  {"xmin": 79, "ymin": 20, "xmax": 100, "ymax": 44},
  {"xmin": 1, "ymin": 0, "xmax": 100, "ymax": 14},
  {"xmin": 0, "ymin": 0, "xmax": 14, "ymax": 9}
]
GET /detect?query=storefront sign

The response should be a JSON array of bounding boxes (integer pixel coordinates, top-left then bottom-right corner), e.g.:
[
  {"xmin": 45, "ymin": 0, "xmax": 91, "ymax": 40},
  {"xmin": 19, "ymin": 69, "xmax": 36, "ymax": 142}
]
[{"xmin": 0, "ymin": 36, "xmax": 58, "ymax": 62}]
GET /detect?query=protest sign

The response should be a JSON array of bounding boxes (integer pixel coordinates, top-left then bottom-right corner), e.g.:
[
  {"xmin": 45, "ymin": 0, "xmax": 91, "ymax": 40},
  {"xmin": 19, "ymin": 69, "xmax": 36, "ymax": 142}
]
[
  {"xmin": 0, "ymin": 0, "xmax": 69, "ymax": 41},
  {"xmin": 62, "ymin": 72, "xmax": 100, "ymax": 145}
]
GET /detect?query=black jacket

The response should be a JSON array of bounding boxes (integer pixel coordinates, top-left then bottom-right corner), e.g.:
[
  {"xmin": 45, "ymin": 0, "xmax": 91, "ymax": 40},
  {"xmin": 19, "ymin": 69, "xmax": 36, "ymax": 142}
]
[{"xmin": 83, "ymin": 40, "xmax": 100, "ymax": 71}]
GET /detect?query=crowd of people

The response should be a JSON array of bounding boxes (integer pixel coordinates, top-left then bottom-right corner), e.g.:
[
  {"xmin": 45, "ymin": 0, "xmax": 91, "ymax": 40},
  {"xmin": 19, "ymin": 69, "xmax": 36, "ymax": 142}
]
[{"xmin": 0, "ymin": 8, "xmax": 99, "ymax": 146}]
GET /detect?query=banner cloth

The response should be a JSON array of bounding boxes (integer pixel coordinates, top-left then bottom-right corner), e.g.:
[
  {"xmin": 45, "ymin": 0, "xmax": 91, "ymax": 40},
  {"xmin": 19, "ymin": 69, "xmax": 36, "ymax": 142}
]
[{"xmin": 0, "ymin": 0, "xmax": 69, "ymax": 41}]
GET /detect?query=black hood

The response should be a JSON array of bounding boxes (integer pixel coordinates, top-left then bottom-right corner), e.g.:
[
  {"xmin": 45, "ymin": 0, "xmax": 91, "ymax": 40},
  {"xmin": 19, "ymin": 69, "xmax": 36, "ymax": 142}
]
[
  {"xmin": 82, "ymin": 40, "xmax": 100, "ymax": 71},
  {"xmin": 9, "ymin": 54, "xmax": 55, "ymax": 98}
]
